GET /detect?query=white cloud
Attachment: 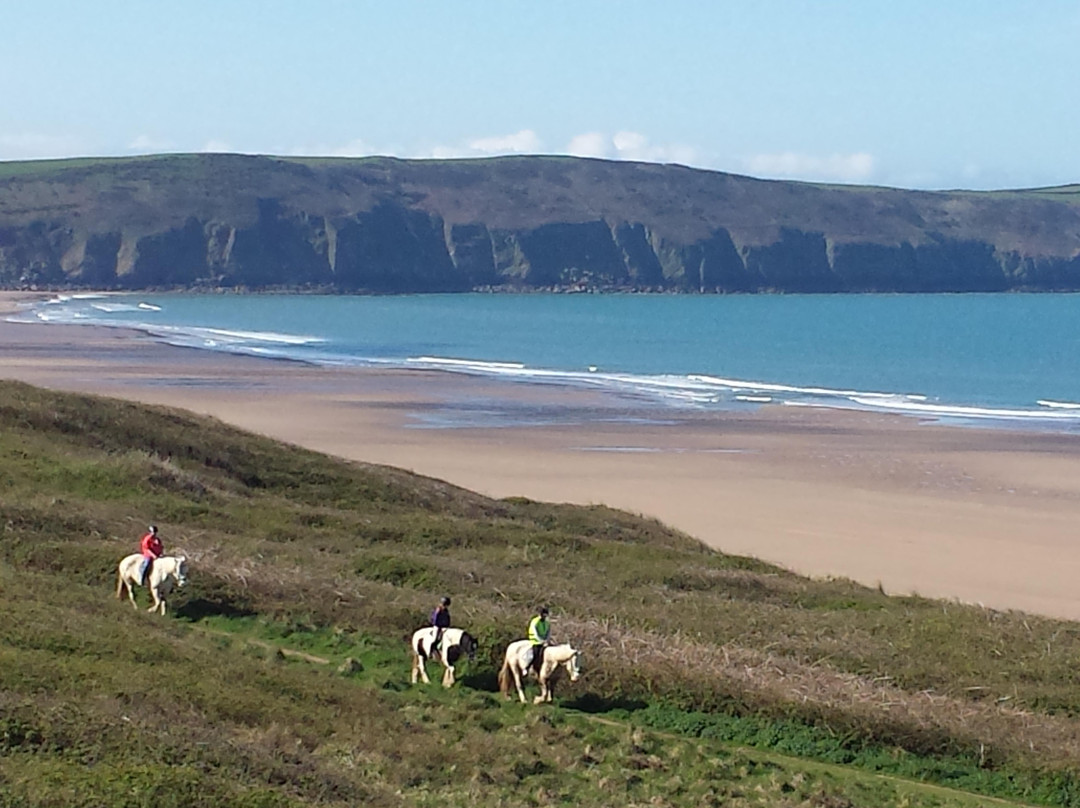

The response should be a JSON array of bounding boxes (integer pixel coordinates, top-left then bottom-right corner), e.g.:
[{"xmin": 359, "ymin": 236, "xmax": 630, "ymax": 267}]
[
  {"xmin": 424, "ymin": 129, "xmax": 543, "ymax": 159},
  {"xmin": 0, "ymin": 133, "xmax": 86, "ymax": 161},
  {"xmin": 127, "ymin": 134, "xmax": 175, "ymax": 153},
  {"xmin": 199, "ymin": 139, "xmax": 232, "ymax": 153},
  {"xmin": 615, "ymin": 131, "xmax": 698, "ymax": 165},
  {"xmin": 566, "ymin": 131, "xmax": 610, "ymax": 158},
  {"xmin": 741, "ymin": 151, "xmax": 876, "ymax": 183},
  {"xmin": 283, "ymin": 129, "xmax": 698, "ymax": 166},
  {"xmin": 612, "ymin": 130, "xmax": 649, "ymax": 156},
  {"xmin": 466, "ymin": 129, "xmax": 542, "ymax": 155},
  {"xmin": 564, "ymin": 130, "xmax": 697, "ymax": 165}
]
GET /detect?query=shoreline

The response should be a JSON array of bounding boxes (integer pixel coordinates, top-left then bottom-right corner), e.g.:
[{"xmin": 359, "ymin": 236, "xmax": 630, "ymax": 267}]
[
  {"xmin": 5, "ymin": 291, "xmax": 1080, "ymax": 620},
  {"xmin": 16, "ymin": 289, "xmax": 1080, "ymax": 432}
]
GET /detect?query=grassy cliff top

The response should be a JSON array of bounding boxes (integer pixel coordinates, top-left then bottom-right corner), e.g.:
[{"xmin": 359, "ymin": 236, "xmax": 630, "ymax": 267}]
[
  {"xmin": 1, "ymin": 153, "xmax": 1078, "ymax": 251},
  {"xmin": 3, "ymin": 380, "xmax": 1080, "ymax": 806}
]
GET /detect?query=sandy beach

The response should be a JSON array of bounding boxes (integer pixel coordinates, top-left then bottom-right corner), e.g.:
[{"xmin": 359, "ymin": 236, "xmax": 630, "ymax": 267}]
[{"xmin": 4, "ymin": 291, "xmax": 1080, "ymax": 620}]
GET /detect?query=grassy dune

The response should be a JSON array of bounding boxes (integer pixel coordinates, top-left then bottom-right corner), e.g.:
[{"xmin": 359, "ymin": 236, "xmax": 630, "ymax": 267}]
[{"xmin": 2, "ymin": 380, "xmax": 1080, "ymax": 806}]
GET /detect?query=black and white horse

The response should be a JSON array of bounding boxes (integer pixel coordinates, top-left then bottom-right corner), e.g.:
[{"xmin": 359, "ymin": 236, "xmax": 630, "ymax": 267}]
[{"xmin": 410, "ymin": 627, "xmax": 478, "ymax": 687}]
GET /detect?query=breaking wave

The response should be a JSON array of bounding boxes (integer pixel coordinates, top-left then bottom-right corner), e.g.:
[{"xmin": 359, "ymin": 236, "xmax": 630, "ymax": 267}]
[{"xmin": 10, "ymin": 292, "xmax": 1080, "ymax": 432}]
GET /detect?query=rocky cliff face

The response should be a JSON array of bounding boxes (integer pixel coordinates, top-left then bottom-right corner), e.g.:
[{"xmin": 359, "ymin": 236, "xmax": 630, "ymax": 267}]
[{"xmin": 1, "ymin": 154, "xmax": 1078, "ymax": 293}]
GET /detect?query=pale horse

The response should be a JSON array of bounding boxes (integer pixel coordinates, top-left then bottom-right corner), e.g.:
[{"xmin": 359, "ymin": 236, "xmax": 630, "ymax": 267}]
[
  {"xmin": 498, "ymin": 640, "xmax": 582, "ymax": 704},
  {"xmin": 410, "ymin": 627, "xmax": 479, "ymax": 687},
  {"xmin": 116, "ymin": 554, "xmax": 189, "ymax": 615}
]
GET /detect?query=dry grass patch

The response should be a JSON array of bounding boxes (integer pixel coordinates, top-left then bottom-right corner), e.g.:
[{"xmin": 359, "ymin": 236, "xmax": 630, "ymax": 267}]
[{"xmin": 565, "ymin": 616, "xmax": 1080, "ymax": 767}]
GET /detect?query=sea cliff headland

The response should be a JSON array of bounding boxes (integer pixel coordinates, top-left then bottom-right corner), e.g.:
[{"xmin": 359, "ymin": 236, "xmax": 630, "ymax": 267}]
[{"xmin": 2, "ymin": 154, "xmax": 1079, "ymax": 293}]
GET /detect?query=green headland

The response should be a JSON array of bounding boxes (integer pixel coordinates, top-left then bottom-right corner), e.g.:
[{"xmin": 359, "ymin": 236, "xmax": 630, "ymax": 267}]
[{"xmin": 1, "ymin": 153, "xmax": 1079, "ymax": 293}]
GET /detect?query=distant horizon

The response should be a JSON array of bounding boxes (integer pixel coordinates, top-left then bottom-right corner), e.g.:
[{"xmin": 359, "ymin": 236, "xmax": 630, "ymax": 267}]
[
  {"xmin": 3, "ymin": 2, "xmax": 1078, "ymax": 192},
  {"xmin": 2, "ymin": 149, "xmax": 1077, "ymax": 196}
]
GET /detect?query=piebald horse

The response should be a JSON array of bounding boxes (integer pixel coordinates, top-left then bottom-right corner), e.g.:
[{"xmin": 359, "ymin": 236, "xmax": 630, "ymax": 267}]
[
  {"xmin": 410, "ymin": 627, "xmax": 479, "ymax": 687},
  {"xmin": 498, "ymin": 640, "xmax": 582, "ymax": 704},
  {"xmin": 116, "ymin": 554, "xmax": 189, "ymax": 615}
]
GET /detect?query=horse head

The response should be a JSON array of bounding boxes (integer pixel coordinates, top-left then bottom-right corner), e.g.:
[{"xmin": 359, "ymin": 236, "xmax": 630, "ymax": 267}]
[
  {"xmin": 461, "ymin": 632, "xmax": 479, "ymax": 662},
  {"xmin": 175, "ymin": 556, "xmax": 189, "ymax": 587},
  {"xmin": 565, "ymin": 647, "xmax": 582, "ymax": 682}
]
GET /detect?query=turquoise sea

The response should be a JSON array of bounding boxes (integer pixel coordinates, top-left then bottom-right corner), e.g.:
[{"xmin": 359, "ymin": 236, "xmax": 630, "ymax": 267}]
[{"xmin": 13, "ymin": 292, "xmax": 1080, "ymax": 432}]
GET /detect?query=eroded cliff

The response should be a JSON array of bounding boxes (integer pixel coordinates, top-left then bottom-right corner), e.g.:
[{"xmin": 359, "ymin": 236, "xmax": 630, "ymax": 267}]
[{"xmin": 1, "ymin": 153, "xmax": 1078, "ymax": 292}]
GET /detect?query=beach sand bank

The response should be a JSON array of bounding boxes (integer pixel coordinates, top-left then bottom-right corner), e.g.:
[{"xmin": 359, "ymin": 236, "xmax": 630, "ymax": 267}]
[{"xmin": 4, "ymin": 291, "xmax": 1080, "ymax": 619}]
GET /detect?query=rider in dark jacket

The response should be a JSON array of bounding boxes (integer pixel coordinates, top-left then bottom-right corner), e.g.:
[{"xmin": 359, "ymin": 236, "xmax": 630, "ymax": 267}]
[{"xmin": 431, "ymin": 596, "xmax": 451, "ymax": 657}]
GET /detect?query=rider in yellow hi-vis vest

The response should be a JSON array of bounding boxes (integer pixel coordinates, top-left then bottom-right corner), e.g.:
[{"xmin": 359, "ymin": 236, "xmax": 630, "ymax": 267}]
[{"xmin": 527, "ymin": 606, "xmax": 550, "ymax": 673}]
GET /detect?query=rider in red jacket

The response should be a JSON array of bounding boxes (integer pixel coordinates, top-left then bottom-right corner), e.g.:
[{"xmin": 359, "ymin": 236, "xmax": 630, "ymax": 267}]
[{"xmin": 139, "ymin": 525, "xmax": 164, "ymax": 585}]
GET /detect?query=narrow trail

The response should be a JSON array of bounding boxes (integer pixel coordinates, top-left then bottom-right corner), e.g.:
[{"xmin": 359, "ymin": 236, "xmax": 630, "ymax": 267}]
[
  {"xmin": 182, "ymin": 620, "xmax": 1045, "ymax": 808},
  {"xmin": 192, "ymin": 624, "xmax": 332, "ymax": 664}
]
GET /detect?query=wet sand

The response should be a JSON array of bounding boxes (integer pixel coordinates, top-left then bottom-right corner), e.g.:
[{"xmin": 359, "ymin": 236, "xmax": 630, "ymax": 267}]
[{"xmin": 5, "ymin": 291, "xmax": 1080, "ymax": 619}]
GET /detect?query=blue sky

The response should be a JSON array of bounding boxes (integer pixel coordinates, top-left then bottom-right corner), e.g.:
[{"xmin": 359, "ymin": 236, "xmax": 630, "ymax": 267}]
[{"xmin": 2, "ymin": 1, "xmax": 1077, "ymax": 190}]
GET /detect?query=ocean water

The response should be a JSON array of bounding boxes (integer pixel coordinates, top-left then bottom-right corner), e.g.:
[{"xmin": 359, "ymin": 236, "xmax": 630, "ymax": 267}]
[{"xmin": 13, "ymin": 291, "xmax": 1080, "ymax": 431}]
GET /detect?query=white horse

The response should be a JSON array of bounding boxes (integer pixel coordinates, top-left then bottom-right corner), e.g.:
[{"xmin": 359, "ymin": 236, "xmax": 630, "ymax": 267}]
[
  {"xmin": 498, "ymin": 640, "xmax": 582, "ymax": 704},
  {"xmin": 116, "ymin": 554, "xmax": 189, "ymax": 615},
  {"xmin": 410, "ymin": 627, "xmax": 479, "ymax": 687}
]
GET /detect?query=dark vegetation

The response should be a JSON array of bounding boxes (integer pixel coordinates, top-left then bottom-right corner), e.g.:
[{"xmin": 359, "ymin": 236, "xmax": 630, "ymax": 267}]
[
  {"xmin": 1, "ymin": 153, "xmax": 1079, "ymax": 293},
  {"xmin": 3, "ymin": 380, "xmax": 1080, "ymax": 805}
]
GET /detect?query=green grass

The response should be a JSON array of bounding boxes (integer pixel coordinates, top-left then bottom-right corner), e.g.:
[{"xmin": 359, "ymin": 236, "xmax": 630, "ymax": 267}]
[
  {"xmin": 3, "ymin": 379, "xmax": 1080, "ymax": 805},
  {"xmin": 0, "ymin": 577, "xmax": 1041, "ymax": 808}
]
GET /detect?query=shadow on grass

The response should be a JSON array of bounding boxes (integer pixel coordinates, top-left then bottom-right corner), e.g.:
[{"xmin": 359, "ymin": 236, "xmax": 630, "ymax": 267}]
[
  {"xmin": 461, "ymin": 669, "xmax": 500, "ymax": 693},
  {"xmin": 561, "ymin": 692, "xmax": 648, "ymax": 714},
  {"xmin": 176, "ymin": 597, "xmax": 257, "ymax": 621}
]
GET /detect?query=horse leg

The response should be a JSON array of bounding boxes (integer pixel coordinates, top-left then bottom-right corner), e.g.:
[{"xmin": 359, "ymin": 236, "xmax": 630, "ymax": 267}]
[
  {"xmin": 122, "ymin": 575, "xmax": 139, "ymax": 610},
  {"xmin": 147, "ymin": 585, "xmax": 161, "ymax": 613},
  {"xmin": 416, "ymin": 650, "xmax": 431, "ymax": 684},
  {"xmin": 535, "ymin": 664, "xmax": 557, "ymax": 703},
  {"xmin": 442, "ymin": 662, "xmax": 454, "ymax": 688},
  {"xmin": 534, "ymin": 673, "xmax": 547, "ymax": 704},
  {"xmin": 513, "ymin": 665, "xmax": 527, "ymax": 704},
  {"xmin": 411, "ymin": 654, "xmax": 420, "ymax": 684}
]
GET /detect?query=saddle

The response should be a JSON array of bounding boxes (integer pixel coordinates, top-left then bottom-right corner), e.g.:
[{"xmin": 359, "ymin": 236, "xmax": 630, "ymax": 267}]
[{"xmin": 421, "ymin": 627, "xmax": 445, "ymax": 661}]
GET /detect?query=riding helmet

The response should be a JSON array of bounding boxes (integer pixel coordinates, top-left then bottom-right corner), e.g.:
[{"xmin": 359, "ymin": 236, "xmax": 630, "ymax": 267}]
[
  {"xmin": 539, "ymin": 606, "xmax": 549, "ymax": 616},
  {"xmin": 148, "ymin": 525, "xmax": 158, "ymax": 534},
  {"xmin": 441, "ymin": 596, "xmax": 451, "ymax": 606}
]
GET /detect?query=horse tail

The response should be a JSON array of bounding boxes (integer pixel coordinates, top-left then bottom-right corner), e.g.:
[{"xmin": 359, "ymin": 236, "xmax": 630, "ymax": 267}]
[{"xmin": 497, "ymin": 654, "xmax": 512, "ymax": 696}]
